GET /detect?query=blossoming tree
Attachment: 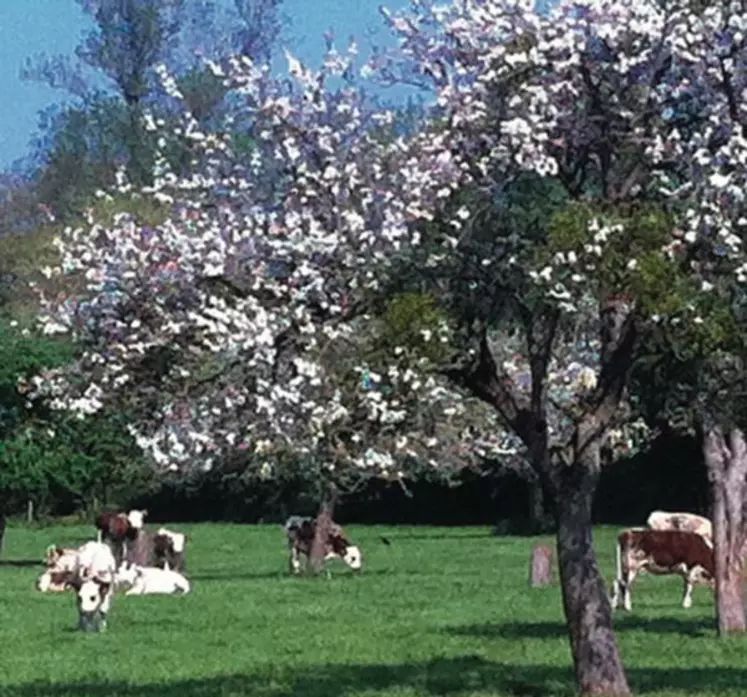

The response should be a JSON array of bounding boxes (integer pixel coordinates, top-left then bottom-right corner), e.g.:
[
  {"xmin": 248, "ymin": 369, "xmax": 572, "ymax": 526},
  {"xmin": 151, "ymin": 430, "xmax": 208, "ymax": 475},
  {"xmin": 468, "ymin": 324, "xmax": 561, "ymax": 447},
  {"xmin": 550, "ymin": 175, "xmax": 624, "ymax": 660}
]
[
  {"xmin": 26, "ymin": 0, "xmax": 747, "ymax": 693},
  {"xmin": 370, "ymin": 0, "xmax": 747, "ymax": 690}
]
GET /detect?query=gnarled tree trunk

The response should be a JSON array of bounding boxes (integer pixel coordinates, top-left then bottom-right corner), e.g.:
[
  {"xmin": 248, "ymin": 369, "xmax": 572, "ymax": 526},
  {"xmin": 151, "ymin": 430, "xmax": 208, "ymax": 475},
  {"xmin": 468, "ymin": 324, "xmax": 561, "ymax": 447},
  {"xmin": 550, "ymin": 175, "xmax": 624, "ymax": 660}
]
[
  {"xmin": 309, "ymin": 486, "xmax": 338, "ymax": 575},
  {"xmin": 704, "ymin": 426, "xmax": 747, "ymax": 635},
  {"xmin": 551, "ymin": 424, "xmax": 630, "ymax": 696}
]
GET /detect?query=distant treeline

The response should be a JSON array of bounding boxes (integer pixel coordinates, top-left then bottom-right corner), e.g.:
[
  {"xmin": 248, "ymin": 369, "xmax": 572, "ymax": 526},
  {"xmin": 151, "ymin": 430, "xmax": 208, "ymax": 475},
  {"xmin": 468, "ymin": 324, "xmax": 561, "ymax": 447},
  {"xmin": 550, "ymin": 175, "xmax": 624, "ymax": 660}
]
[{"xmin": 118, "ymin": 431, "xmax": 707, "ymax": 530}]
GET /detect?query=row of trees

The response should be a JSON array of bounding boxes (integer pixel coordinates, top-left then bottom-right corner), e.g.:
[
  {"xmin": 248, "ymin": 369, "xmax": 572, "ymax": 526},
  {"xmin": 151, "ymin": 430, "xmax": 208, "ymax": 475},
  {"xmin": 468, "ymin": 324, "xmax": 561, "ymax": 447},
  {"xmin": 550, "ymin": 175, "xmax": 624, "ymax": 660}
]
[{"xmin": 7, "ymin": 0, "xmax": 747, "ymax": 694}]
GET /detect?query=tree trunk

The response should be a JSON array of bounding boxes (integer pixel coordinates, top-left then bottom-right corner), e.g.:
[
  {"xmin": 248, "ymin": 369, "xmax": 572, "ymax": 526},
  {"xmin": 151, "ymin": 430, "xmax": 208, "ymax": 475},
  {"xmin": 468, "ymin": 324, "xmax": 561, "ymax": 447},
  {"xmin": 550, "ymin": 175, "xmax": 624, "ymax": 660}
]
[
  {"xmin": 704, "ymin": 427, "xmax": 747, "ymax": 635},
  {"xmin": 552, "ymin": 423, "xmax": 630, "ymax": 697},
  {"xmin": 528, "ymin": 479, "xmax": 546, "ymax": 531},
  {"xmin": 309, "ymin": 488, "xmax": 338, "ymax": 575}
]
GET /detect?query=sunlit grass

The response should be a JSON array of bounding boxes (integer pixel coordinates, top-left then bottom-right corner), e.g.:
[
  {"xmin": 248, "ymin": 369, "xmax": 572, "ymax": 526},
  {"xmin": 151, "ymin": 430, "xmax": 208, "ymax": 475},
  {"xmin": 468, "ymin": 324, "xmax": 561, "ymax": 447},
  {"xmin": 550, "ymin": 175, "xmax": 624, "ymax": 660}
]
[{"xmin": 0, "ymin": 523, "xmax": 740, "ymax": 697}]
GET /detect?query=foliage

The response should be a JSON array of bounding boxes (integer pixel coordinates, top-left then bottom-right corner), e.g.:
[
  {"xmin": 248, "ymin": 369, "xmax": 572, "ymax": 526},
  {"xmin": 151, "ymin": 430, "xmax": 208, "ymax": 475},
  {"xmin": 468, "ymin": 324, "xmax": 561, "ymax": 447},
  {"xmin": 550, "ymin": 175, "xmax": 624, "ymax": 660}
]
[
  {"xmin": 0, "ymin": 320, "xmax": 151, "ymax": 513},
  {"xmin": 27, "ymin": 0, "xmax": 747, "ymax": 511},
  {"xmin": 0, "ymin": 321, "xmax": 75, "ymax": 435}
]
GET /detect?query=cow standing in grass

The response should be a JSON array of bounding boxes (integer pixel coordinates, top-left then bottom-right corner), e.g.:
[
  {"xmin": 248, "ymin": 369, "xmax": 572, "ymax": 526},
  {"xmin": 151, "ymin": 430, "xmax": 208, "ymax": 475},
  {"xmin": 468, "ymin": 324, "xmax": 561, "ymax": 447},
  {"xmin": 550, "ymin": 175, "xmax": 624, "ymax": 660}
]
[
  {"xmin": 124, "ymin": 528, "xmax": 185, "ymax": 571},
  {"xmin": 94, "ymin": 509, "xmax": 147, "ymax": 566},
  {"xmin": 70, "ymin": 541, "xmax": 117, "ymax": 632},
  {"xmin": 611, "ymin": 528, "xmax": 715, "ymax": 611},
  {"xmin": 284, "ymin": 515, "xmax": 362, "ymax": 574}
]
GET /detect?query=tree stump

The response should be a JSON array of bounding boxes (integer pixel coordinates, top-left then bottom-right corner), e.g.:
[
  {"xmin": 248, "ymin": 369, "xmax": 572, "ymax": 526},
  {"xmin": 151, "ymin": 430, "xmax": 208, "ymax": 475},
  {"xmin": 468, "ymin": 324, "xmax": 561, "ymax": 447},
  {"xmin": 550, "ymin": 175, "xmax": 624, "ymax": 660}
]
[{"xmin": 529, "ymin": 544, "xmax": 553, "ymax": 588}]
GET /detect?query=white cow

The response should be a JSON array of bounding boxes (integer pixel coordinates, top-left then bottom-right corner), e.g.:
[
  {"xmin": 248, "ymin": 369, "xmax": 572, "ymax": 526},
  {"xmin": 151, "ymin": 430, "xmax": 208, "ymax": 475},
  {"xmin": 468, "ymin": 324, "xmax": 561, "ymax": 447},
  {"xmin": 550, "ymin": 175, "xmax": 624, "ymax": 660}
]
[
  {"xmin": 115, "ymin": 562, "xmax": 191, "ymax": 595},
  {"xmin": 70, "ymin": 541, "xmax": 117, "ymax": 632},
  {"xmin": 646, "ymin": 511, "xmax": 713, "ymax": 547}
]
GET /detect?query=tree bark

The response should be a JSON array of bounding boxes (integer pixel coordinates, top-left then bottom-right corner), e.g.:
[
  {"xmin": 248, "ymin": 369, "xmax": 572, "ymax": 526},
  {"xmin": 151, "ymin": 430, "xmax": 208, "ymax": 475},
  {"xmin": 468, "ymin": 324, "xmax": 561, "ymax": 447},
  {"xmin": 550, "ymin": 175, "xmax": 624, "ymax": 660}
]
[
  {"xmin": 528, "ymin": 479, "xmax": 546, "ymax": 531},
  {"xmin": 555, "ymin": 476, "xmax": 630, "ymax": 695},
  {"xmin": 549, "ymin": 416, "xmax": 630, "ymax": 697},
  {"xmin": 704, "ymin": 427, "xmax": 747, "ymax": 635},
  {"xmin": 309, "ymin": 487, "xmax": 338, "ymax": 575}
]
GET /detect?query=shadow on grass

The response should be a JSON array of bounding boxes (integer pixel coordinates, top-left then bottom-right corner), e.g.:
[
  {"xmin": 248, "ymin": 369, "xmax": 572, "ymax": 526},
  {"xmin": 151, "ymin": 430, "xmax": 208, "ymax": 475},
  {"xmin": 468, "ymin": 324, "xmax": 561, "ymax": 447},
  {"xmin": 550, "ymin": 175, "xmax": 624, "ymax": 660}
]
[
  {"xmin": 190, "ymin": 569, "xmax": 380, "ymax": 582},
  {"xmin": 387, "ymin": 532, "xmax": 493, "ymax": 541},
  {"xmin": 0, "ymin": 559, "xmax": 41, "ymax": 568},
  {"xmin": 5, "ymin": 654, "xmax": 747, "ymax": 697},
  {"xmin": 445, "ymin": 615, "xmax": 714, "ymax": 641}
]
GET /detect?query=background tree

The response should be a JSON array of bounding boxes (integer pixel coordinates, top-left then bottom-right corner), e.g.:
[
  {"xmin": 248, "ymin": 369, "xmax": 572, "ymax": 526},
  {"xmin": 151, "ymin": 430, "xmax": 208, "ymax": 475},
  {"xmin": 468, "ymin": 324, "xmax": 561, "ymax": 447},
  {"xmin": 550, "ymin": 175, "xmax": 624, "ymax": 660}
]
[{"xmin": 21, "ymin": 0, "xmax": 289, "ymax": 221}]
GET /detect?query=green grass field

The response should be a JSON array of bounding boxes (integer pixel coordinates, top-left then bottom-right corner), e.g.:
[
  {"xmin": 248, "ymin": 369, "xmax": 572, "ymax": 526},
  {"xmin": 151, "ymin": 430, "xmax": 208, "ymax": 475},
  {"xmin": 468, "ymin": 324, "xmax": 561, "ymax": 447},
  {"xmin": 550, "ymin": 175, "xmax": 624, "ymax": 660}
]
[{"xmin": 0, "ymin": 524, "xmax": 744, "ymax": 697}]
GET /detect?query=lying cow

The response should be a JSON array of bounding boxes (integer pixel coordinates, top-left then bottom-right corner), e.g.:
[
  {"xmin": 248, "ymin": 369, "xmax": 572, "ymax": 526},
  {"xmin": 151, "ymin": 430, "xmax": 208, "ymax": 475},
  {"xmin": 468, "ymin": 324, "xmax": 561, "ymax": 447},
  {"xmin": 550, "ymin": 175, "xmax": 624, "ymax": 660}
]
[
  {"xmin": 37, "ymin": 544, "xmax": 81, "ymax": 592},
  {"xmin": 115, "ymin": 561, "xmax": 191, "ymax": 595},
  {"xmin": 611, "ymin": 528, "xmax": 714, "ymax": 611},
  {"xmin": 284, "ymin": 515, "xmax": 362, "ymax": 574},
  {"xmin": 646, "ymin": 510, "xmax": 713, "ymax": 547}
]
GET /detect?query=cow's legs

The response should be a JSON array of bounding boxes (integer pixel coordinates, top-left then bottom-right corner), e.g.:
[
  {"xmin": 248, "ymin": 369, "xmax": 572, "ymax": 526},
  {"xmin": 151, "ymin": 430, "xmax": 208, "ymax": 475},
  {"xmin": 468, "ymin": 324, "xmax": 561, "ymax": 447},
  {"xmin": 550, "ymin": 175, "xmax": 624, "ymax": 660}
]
[
  {"xmin": 617, "ymin": 568, "xmax": 635, "ymax": 611},
  {"xmin": 682, "ymin": 572, "xmax": 696, "ymax": 609},
  {"xmin": 611, "ymin": 538, "xmax": 633, "ymax": 611}
]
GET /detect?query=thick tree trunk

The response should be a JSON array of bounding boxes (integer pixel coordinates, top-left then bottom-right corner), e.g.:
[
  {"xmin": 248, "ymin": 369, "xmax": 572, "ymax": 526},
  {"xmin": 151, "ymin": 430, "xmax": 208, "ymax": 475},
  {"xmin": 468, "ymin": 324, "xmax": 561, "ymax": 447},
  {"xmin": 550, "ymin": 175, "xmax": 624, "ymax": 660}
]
[
  {"xmin": 704, "ymin": 427, "xmax": 747, "ymax": 635},
  {"xmin": 309, "ymin": 488, "xmax": 337, "ymax": 575},
  {"xmin": 555, "ymin": 480, "xmax": 630, "ymax": 696}
]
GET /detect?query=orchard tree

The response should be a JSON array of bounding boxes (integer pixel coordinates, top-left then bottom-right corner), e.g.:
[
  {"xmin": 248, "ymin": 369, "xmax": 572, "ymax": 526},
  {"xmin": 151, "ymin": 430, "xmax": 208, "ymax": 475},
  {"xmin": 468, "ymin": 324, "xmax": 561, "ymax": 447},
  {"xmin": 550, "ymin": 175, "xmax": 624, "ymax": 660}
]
[{"xmin": 25, "ymin": 0, "xmax": 747, "ymax": 694}]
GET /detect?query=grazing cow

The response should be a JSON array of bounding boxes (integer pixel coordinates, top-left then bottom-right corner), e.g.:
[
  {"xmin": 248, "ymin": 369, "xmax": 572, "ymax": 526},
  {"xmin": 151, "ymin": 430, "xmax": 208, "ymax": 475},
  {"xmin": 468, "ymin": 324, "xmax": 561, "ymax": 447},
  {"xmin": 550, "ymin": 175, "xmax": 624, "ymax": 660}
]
[
  {"xmin": 154, "ymin": 528, "xmax": 187, "ymax": 571},
  {"xmin": 611, "ymin": 528, "xmax": 715, "ymax": 611},
  {"xmin": 94, "ymin": 509, "xmax": 147, "ymax": 566},
  {"xmin": 115, "ymin": 561, "xmax": 191, "ymax": 595},
  {"xmin": 646, "ymin": 510, "xmax": 713, "ymax": 547},
  {"xmin": 70, "ymin": 541, "xmax": 116, "ymax": 632},
  {"xmin": 284, "ymin": 515, "xmax": 362, "ymax": 574},
  {"xmin": 122, "ymin": 528, "xmax": 183, "ymax": 571}
]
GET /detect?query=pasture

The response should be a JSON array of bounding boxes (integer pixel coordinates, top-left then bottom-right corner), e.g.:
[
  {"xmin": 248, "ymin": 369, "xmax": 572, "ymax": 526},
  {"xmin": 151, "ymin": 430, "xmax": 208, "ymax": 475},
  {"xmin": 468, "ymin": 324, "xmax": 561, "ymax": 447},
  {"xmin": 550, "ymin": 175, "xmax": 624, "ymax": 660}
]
[{"xmin": 0, "ymin": 524, "xmax": 744, "ymax": 697}]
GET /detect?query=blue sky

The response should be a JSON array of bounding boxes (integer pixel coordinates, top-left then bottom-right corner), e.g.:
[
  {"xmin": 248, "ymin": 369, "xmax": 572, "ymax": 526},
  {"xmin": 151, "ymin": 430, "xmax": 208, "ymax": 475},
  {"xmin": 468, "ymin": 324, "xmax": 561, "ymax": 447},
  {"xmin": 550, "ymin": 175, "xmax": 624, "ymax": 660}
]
[{"xmin": 0, "ymin": 0, "xmax": 409, "ymax": 171}]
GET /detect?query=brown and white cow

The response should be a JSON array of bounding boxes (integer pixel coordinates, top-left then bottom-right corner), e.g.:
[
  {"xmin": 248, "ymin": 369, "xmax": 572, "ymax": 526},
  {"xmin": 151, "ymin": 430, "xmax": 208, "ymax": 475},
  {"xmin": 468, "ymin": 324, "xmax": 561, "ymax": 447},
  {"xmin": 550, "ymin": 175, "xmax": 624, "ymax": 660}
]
[
  {"xmin": 646, "ymin": 510, "xmax": 713, "ymax": 547},
  {"xmin": 284, "ymin": 515, "xmax": 362, "ymax": 574},
  {"xmin": 94, "ymin": 508, "xmax": 147, "ymax": 566},
  {"xmin": 611, "ymin": 528, "xmax": 714, "ymax": 611},
  {"xmin": 69, "ymin": 541, "xmax": 117, "ymax": 632},
  {"xmin": 37, "ymin": 544, "xmax": 80, "ymax": 592}
]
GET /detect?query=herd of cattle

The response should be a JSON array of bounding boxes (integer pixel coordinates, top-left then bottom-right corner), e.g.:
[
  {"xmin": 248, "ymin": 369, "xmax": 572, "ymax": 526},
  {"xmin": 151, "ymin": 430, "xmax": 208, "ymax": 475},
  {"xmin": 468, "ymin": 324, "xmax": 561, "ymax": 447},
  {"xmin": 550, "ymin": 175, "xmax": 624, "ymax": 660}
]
[
  {"xmin": 34, "ymin": 510, "xmax": 364, "ymax": 631},
  {"xmin": 27, "ymin": 504, "xmax": 721, "ymax": 631}
]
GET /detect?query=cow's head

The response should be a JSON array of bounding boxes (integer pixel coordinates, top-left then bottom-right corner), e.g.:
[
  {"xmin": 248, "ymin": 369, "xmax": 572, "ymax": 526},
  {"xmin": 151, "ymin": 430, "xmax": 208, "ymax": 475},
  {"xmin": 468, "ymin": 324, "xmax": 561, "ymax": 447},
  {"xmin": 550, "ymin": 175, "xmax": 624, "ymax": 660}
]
[
  {"xmin": 44, "ymin": 545, "xmax": 65, "ymax": 567},
  {"xmin": 127, "ymin": 509, "xmax": 148, "ymax": 529},
  {"xmin": 343, "ymin": 544, "xmax": 363, "ymax": 571},
  {"xmin": 114, "ymin": 562, "xmax": 140, "ymax": 589},
  {"xmin": 73, "ymin": 575, "xmax": 112, "ymax": 617},
  {"xmin": 157, "ymin": 528, "xmax": 186, "ymax": 553}
]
